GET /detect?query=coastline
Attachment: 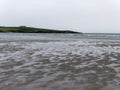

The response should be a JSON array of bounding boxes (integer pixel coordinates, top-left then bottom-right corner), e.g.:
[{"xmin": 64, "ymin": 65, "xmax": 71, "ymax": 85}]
[{"xmin": 0, "ymin": 26, "xmax": 81, "ymax": 33}]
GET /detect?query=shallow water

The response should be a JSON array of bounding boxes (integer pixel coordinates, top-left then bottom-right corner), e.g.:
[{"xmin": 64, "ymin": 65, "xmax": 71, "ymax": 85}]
[{"xmin": 0, "ymin": 33, "xmax": 120, "ymax": 90}]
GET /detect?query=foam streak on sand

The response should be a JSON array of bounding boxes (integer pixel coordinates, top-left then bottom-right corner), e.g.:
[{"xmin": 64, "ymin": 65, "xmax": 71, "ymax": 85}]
[{"xmin": 0, "ymin": 33, "xmax": 120, "ymax": 90}]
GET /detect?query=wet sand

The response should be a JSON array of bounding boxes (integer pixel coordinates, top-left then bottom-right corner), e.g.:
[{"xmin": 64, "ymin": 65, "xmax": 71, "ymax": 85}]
[{"xmin": 0, "ymin": 34, "xmax": 120, "ymax": 90}]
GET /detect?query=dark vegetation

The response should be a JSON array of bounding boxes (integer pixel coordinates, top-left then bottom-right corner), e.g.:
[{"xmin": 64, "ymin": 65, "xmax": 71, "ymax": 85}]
[{"xmin": 0, "ymin": 26, "xmax": 81, "ymax": 33}]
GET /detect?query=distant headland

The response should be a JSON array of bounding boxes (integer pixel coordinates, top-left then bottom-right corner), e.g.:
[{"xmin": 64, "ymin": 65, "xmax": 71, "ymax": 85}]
[{"xmin": 0, "ymin": 26, "xmax": 81, "ymax": 33}]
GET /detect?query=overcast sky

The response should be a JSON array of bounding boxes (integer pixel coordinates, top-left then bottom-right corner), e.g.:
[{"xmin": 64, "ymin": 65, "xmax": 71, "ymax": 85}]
[{"xmin": 1, "ymin": 0, "xmax": 120, "ymax": 33}]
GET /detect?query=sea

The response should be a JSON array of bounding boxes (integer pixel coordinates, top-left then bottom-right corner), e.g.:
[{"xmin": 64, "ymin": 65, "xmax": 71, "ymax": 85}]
[{"xmin": 0, "ymin": 33, "xmax": 120, "ymax": 90}]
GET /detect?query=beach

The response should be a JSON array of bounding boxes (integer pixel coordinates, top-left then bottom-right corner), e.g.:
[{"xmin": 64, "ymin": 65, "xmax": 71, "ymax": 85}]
[{"xmin": 0, "ymin": 33, "xmax": 120, "ymax": 90}]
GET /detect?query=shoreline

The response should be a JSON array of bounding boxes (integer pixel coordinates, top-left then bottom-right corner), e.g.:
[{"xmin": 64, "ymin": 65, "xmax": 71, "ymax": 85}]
[{"xmin": 0, "ymin": 26, "xmax": 81, "ymax": 33}]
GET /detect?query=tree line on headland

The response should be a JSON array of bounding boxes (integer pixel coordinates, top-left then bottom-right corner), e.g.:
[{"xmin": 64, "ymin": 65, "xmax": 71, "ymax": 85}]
[{"xmin": 0, "ymin": 26, "xmax": 81, "ymax": 33}]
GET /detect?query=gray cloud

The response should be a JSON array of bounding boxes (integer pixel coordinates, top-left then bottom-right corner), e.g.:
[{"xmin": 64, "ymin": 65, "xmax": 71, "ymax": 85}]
[{"xmin": 0, "ymin": 0, "xmax": 120, "ymax": 33}]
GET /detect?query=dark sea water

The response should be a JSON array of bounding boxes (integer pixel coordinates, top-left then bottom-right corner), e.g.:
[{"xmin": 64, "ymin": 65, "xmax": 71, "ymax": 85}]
[{"xmin": 0, "ymin": 33, "xmax": 120, "ymax": 90}]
